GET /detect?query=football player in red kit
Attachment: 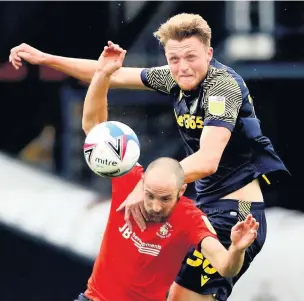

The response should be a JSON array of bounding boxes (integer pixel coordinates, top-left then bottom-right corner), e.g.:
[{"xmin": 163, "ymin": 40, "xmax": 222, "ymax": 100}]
[{"xmin": 74, "ymin": 46, "xmax": 260, "ymax": 301}]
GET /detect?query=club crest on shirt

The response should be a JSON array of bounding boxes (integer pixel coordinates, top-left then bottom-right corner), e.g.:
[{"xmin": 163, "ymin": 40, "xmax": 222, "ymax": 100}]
[
  {"xmin": 156, "ymin": 222, "xmax": 173, "ymax": 238},
  {"xmin": 208, "ymin": 95, "xmax": 225, "ymax": 116}
]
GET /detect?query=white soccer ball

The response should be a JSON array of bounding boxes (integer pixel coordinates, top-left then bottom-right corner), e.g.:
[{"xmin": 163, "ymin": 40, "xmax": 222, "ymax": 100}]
[{"xmin": 83, "ymin": 121, "xmax": 140, "ymax": 177}]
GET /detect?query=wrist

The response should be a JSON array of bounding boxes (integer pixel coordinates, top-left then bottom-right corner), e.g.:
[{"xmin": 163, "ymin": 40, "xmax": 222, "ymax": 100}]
[
  {"xmin": 41, "ymin": 52, "xmax": 53, "ymax": 66},
  {"xmin": 94, "ymin": 69, "xmax": 112, "ymax": 79},
  {"xmin": 229, "ymin": 243, "xmax": 245, "ymax": 254}
]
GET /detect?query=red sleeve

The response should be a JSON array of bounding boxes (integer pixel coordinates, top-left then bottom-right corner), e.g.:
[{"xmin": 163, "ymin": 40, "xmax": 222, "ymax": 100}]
[
  {"xmin": 111, "ymin": 164, "xmax": 144, "ymax": 208},
  {"xmin": 182, "ymin": 197, "xmax": 218, "ymax": 247}
]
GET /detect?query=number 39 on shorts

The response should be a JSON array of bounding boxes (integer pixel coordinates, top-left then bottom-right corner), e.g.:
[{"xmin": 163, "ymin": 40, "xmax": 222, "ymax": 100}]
[
  {"xmin": 175, "ymin": 114, "xmax": 204, "ymax": 129},
  {"xmin": 186, "ymin": 249, "xmax": 217, "ymax": 287}
]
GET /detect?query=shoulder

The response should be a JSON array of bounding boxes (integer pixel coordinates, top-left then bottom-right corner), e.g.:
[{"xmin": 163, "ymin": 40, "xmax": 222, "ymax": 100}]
[
  {"xmin": 174, "ymin": 197, "xmax": 217, "ymax": 237},
  {"xmin": 205, "ymin": 59, "xmax": 245, "ymax": 94},
  {"xmin": 141, "ymin": 65, "xmax": 177, "ymax": 94},
  {"xmin": 176, "ymin": 196, "xmax": 204, "ymax": 216}
]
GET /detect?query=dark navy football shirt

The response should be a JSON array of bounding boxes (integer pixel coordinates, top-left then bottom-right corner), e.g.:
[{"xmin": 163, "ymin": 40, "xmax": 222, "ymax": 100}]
[{"xmin": 141, "ymin": 58, "xmax": 289, "ymax": 205}]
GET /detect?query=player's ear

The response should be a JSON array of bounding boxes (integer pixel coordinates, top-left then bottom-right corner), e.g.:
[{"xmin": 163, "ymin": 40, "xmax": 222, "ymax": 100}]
[
  {"xmin": 179, "ymin": 183, "xmax": 187, "ymax": 197},
  {"xmin": 207, "ymin": 47, "xmax": 213, "ymax": 64}
]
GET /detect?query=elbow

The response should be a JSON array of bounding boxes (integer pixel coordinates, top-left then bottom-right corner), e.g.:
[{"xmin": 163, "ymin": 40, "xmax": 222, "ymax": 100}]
[
  {"xmin": 82, "ymin": 118, "xmax": 92, "ymax": 136},
  {"xmin": 196, "ymin": 153, "xmax": 219, "ymax": 177},
  {"xmin": 82, "ymin": 126, "xmax": 90, "ymax": 137},
  {"xmin": 82, "ymin": 115, "xmax": 107, "ymax": 136},
  {"xmin": 195, "ymin": 165, "xmax": 217, "ymax": 179},
  {"xmin": 204, "ymin": 163, "xmax": 218, "ymax": 177}
]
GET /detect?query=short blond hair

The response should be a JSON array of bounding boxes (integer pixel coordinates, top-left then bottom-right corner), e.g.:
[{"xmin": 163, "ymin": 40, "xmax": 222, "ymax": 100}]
[{"xmin": 153, "ymin": 13, "xmax": 211, "ymax": 47}]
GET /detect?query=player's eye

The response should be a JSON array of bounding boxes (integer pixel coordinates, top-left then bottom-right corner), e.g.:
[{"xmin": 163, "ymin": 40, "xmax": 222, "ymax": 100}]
[
  {"xmin": 170, "ymin": 57, "xmax": 178, "ymax": 63},
  {"xmin": 187, "ymin": 55, "xmax": 196, "ymax": 60},
  {"xmin": 146, "ymin": 193, "xmax": 154, "ymax": 200}
]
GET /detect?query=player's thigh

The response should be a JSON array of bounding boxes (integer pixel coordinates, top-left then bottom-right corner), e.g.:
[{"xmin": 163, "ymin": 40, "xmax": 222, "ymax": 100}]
[{"xmin": 168, "ymin": 282, "xmax": 215, "ymax": 301}]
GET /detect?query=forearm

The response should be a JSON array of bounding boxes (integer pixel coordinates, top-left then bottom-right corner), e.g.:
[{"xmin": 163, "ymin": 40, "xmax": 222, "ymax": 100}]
[
  {"xmin": 43, "ymin": 53, "xmax": 98, "ymax": 83},
  {"xmin": 201, "ymin": 237, "xmax": 245, "ymax": 278},
  {"xmin": 82, "ymin": 71, "xmax": 110, "ymax": 134},
  {"xmin": 179, "ymin": 151, "xmax": 216, "ymax": 183},
  {"xmin": 219, "ymin": 244, "xmax": 245, "ymax": 277},
  {"xmin": 43, "ymin": 54, "xmax": 146, "ymax": 89}
]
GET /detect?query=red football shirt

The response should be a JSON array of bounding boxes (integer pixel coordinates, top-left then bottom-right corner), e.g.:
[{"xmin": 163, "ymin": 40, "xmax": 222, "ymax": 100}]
[{"xmin": 85, "ymin": 165, "xmax": 217, "ymax": 301}]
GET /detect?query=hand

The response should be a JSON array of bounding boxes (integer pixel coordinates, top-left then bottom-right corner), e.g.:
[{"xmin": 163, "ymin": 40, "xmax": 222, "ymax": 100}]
[
  {"xmin": 9, "ymin": 43, "xmax": 46, "ymax": 69},
  {"xmin": 116, "ymin": 179, "xmax": 149, "ymax": 232},
  {"xmin": 230, "ymin": 214, "xmax": 259, "ymax": 251},
  {"xmin": 96, "ymin": 41, "xmax": 126, "ymax": 76}
]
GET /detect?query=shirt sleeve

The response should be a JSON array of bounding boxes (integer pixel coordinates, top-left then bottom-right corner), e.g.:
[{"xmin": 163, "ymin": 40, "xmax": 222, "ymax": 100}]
[
  {"xmin": 186, "ymin": 204, "xmax": 218, "ymax": 248},
  {"xmin": 203, "ymin": 73, "xmax": 243, "ymax": 132},
  {"xmin": 111, "ymin": 164, "xmax": 144, "ymax": 208},
  {"xmin": 140, "ymin": 65, "xmax": 177, "ymax": 95}
]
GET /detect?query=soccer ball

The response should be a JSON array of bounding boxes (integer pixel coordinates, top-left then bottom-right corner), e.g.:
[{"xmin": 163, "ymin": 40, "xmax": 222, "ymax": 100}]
[{"xmin": 83, "ymin": 121, "xmax": 140, "ymax": 177}]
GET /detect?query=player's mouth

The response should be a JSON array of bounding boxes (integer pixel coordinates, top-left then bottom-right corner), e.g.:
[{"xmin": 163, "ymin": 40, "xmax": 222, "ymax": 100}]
[
  {"xmin": 148, "ymin": 213, "xmax": 166, "ymax": 223},
  {"xmin": 179, "ymin": 75, "xmax": 194, "ymax": 83},
  {"xmin": 179, "ymin": 75, "xmax": 192, "ymax": 78}
]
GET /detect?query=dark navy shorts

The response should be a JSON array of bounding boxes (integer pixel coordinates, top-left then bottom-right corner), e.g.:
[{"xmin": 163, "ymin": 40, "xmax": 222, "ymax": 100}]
[{"xmin": 175, "ymin": 199, "xmax": 267, "ymax": 301}]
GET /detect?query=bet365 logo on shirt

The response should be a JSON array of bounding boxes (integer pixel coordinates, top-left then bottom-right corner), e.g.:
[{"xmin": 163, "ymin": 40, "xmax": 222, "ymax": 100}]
[{"xmin": 175, "ymin": 113, "xmax": 204, "ymax": 130}]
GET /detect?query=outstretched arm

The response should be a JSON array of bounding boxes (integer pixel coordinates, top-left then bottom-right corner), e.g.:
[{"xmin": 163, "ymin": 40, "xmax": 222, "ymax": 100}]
[
  {"xmin": 82, "ymin": 71, "xmax": 110, "ymax": 135},
  {"xmin": 9, "ymin": 41, "xmax": 147, "ymax": 89}
]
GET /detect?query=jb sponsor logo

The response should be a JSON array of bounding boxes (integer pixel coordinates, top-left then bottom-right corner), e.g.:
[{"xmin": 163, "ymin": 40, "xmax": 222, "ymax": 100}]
[{"xmin": 118, "ymin": 223, "xmax": 162, "ymax": 257}]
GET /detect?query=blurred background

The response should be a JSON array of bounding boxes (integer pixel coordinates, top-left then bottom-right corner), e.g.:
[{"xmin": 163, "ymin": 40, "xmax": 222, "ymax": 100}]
[{"xmin": 0, "ymin": 1, "xmax": 299, "ymax": 301}]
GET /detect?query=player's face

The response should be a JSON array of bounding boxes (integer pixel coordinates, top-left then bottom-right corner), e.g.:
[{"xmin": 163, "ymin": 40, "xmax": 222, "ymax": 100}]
[
  {"xmin": 165, "ymin": 36, "xmax": 213, "ymax": 91},
  {"xmin": 143, "ymin": 176, "xmax": 186, "ymax": 223},
  {"xmin": 144, "ymin": 189, "xmax": 179, "ymax": 223}
]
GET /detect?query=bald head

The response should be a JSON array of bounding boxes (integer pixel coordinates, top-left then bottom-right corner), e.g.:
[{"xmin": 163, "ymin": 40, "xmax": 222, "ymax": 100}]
[
  {"xmin": 144, "ymin": 157, "xmax": 185, "ymax": 190},
  {"xmin": 143, "ymin": 157, "xmax": 186, "ymax": 223}
]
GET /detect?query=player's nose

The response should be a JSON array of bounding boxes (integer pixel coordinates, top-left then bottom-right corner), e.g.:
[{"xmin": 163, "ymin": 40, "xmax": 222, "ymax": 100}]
[
  {"xmin": 179, "ymin": 59, "xmax": 189, "ymax": 72},
  {"xmin": 152, "ymin": 202, "xmax": 162, "ymax": 213}
]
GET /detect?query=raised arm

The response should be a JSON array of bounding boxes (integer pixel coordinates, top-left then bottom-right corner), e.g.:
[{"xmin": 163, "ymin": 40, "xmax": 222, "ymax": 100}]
[
  {"xmin": 9, "ymin": 41, "xmax": 147, "ymax": 89},
  {"xmin": 82, "ymin": 46, "xmax": 127, "ymax": 135},
  {"xmin": 82, "ymin": 70, "xmax": 109, "ymax": 135}
]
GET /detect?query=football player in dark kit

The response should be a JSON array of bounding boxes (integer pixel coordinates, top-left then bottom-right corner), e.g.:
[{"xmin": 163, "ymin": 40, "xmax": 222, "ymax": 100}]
[{"xmin": 9, "ymin": 13, "xmax": 290, "ymax": 301}]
